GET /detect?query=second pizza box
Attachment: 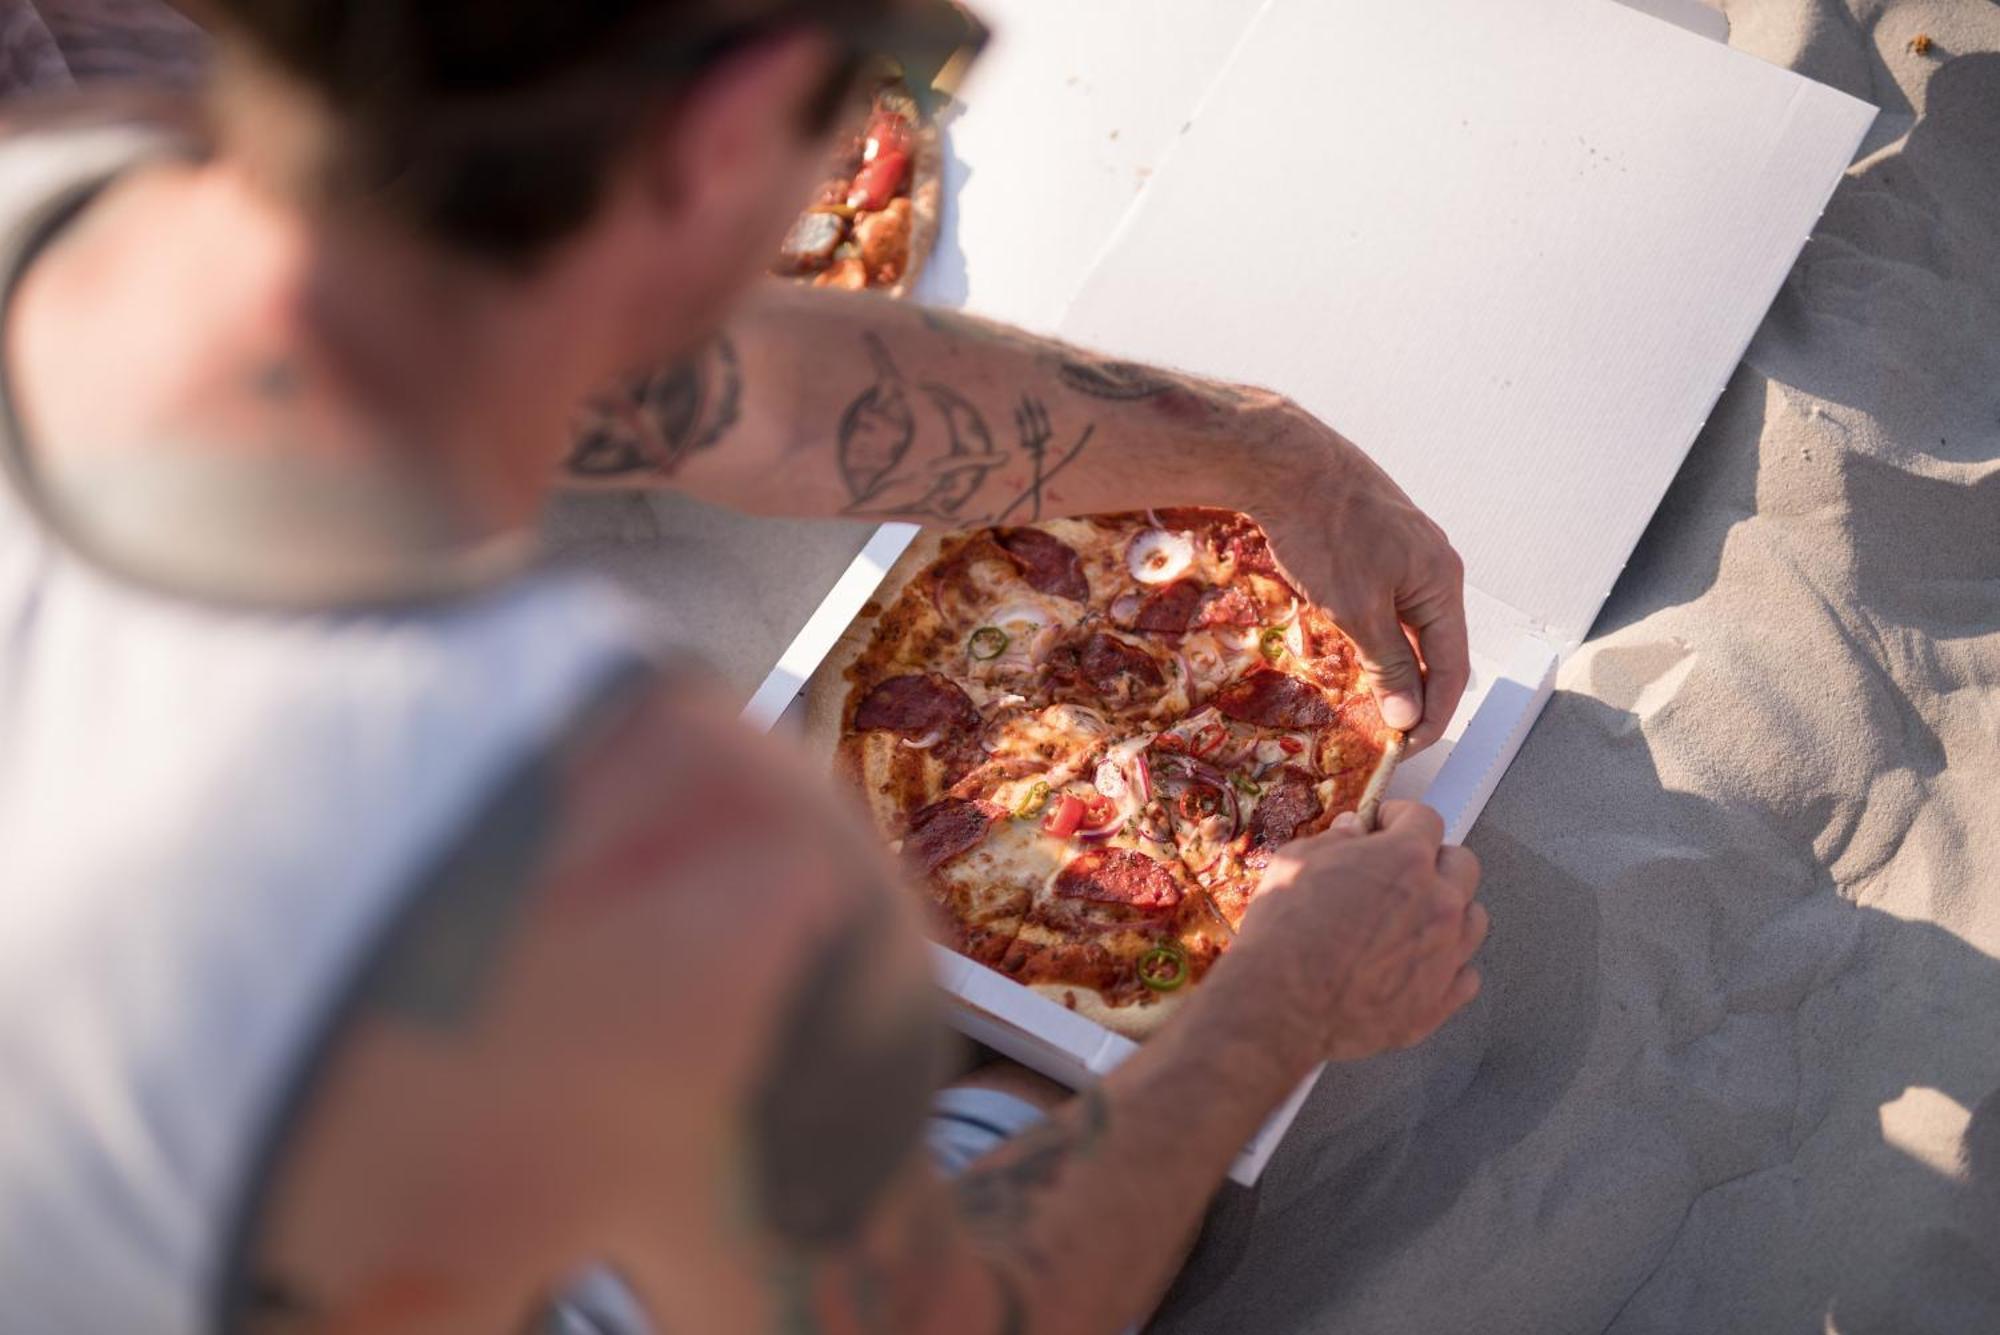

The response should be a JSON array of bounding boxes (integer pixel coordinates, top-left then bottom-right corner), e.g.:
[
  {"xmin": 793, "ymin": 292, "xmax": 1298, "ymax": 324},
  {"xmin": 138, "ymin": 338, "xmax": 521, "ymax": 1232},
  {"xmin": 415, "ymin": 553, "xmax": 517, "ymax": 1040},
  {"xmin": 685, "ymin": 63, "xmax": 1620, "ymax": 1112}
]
[{"xmin": 746, "ymin": 0, "xmax": 1873, "ymax": 1184}]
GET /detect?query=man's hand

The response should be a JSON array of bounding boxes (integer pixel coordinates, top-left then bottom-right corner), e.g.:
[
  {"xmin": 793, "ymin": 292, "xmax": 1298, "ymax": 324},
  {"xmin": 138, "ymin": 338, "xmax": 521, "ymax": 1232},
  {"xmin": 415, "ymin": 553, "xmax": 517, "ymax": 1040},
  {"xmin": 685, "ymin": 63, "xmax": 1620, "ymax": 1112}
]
[
  {"xmin": 1243, "ymin": 404, "xmax": 1470, "ymax": 753},
  {"xmin": 1225, "ymin": 800, "xmax": 1487, "ymax": 1064}
]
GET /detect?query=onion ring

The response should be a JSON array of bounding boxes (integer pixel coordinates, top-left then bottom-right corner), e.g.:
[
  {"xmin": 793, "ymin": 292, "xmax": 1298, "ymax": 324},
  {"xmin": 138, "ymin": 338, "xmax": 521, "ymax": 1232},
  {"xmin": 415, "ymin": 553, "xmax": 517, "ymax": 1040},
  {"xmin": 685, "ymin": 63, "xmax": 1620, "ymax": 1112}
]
[{"xmin": 1127, "ymin": 529, "xmax": 1195, "ymax": 585}]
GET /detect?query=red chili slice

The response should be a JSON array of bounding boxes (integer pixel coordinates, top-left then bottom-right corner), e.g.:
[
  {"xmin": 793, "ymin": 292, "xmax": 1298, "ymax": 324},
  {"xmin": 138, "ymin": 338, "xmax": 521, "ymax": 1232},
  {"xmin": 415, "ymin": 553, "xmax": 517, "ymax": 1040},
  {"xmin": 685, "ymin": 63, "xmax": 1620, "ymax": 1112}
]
[
  {"xmin": 1154, "ymin": 733, "xmax": 1187, "ymax": 753},
  {"xmin": 1191, "ymin": 723, "xmax": 1229, "ymax": 757},
  {"xmin": 1079, "ymin": 793, "xmax": 1119, "ymax": 828},
  {"xmin": 1278, "ymin": 736, "xmax": 1305, "ymax": 755},
  {"xmin": 1042, "ymin": 793, "xmax": 1086, "ymax": 839},
  {"xmin": 847, "ymin": 151, "xmax": 910, "ymax": 211}
]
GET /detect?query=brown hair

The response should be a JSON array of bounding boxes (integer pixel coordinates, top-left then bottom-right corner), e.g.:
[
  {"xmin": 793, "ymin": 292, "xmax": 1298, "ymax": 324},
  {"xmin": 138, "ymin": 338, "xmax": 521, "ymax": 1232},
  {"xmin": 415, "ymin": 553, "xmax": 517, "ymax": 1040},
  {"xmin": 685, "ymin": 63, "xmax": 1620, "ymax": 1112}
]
[{"xmin": 200, "ymin": 1, "xmax": 870, "ymax": 269}]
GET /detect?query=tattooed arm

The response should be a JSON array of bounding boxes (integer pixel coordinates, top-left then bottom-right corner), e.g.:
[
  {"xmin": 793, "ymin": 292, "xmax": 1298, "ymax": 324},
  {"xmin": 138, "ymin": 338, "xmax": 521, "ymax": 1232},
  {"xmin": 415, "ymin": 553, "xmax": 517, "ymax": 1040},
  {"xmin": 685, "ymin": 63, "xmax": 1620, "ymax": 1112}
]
[
  {"xmin": 229, "ymin": 665, "xmax": 1483, "ymax": 1334},
  {"xmin": 565, "ymin": 281, "xmax": 1470, "ymax": 750}
]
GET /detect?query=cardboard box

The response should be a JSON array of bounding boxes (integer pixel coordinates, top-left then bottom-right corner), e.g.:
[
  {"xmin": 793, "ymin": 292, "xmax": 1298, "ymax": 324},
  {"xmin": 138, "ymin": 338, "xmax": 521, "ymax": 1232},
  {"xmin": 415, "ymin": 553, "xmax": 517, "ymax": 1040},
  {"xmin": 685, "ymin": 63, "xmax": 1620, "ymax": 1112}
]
[{"xmin": 745, "ymin": 0, "xmax": 1873, "ymax": 1183}]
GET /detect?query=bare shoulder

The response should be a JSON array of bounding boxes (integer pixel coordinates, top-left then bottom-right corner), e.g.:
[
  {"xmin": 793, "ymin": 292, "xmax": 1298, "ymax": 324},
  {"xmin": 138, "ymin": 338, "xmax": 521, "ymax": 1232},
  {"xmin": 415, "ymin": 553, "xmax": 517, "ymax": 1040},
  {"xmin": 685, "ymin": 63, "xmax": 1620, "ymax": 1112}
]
[{"xmin": 232, "ymin": 668, "xmax": 951, "ymax": 1332}]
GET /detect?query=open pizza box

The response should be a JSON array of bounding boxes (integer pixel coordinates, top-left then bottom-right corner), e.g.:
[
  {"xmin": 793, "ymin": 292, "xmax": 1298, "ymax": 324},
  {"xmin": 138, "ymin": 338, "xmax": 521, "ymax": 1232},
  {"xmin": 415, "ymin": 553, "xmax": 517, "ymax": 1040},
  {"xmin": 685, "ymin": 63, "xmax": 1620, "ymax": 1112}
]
[{"xmin": 742, "ymin": 0, "xmax": 1874, "ymax": 1185}]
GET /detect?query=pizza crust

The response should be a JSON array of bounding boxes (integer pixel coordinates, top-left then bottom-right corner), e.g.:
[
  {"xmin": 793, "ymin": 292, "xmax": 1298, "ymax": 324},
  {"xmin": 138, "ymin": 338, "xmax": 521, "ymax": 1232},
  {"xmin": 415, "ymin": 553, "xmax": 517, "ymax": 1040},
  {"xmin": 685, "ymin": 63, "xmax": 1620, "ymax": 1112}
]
[
  {"xmin": 1029, "ymin": 981, "xmax": 1193, "ymax": 1042},
  {"xmin": 801, "ymin": 525, "xmax": 953, "ymax": 765},
  {"xmin": 887, "ymin": 109, "xmax": 943, "ymax": 300},
  {"xmin": 1356, "ymin": 732, "xmax": 1405, "ymax": 832}
]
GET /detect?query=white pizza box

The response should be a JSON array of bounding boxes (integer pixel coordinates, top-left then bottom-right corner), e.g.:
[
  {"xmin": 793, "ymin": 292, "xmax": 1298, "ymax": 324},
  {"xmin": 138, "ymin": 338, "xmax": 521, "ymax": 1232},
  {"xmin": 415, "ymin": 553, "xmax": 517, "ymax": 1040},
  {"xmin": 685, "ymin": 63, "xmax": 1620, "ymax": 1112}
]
[{"xmin": 744, "ymin": 0, "xmax": 1873, "ymax": 1185}]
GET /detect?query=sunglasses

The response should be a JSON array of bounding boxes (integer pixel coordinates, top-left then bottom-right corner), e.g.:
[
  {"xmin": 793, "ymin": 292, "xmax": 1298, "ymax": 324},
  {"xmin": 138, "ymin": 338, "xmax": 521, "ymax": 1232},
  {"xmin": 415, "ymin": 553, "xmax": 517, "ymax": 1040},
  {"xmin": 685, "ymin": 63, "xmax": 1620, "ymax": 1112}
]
[
  {"xmin": 685, "ymin": 0, "xmax": 990, "ymax": 119},
  {"xmin": 841, "ymin": 0, "xmax": 990, "ymax": 114}
]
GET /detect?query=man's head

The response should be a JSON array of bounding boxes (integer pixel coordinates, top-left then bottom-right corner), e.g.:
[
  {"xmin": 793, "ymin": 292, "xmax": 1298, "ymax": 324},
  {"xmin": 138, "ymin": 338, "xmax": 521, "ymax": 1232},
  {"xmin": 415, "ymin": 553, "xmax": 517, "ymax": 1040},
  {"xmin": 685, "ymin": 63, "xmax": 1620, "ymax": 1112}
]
[{"xmin": 195, "ymin": 0, "xmax": 972, "ymax": 358}]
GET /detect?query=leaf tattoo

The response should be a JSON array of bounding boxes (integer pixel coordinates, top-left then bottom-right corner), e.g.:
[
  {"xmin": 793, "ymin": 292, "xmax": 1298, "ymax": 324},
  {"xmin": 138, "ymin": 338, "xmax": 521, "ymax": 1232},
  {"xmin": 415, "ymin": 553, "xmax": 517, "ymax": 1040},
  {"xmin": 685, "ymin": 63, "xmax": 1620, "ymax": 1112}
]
[
  {"xmin": 839, "ymin": 333, "xmax": 919, "ymax": 503},
  {"xmin": 841, "ymin": 337, "xmax": 1012, "ymax": 521}
]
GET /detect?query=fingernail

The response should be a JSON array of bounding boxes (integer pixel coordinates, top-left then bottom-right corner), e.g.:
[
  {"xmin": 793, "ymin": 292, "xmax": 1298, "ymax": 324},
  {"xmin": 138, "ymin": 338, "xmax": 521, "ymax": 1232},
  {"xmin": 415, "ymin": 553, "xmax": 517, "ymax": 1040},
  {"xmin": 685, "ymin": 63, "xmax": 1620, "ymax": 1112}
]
[
  {"xmin": 1331, "ymin": 811, "xmax": 1362, "ymax": 834},
  {"xmin": 1381, "ymin": 691, "xmax": 1421, "ymax": 730}
]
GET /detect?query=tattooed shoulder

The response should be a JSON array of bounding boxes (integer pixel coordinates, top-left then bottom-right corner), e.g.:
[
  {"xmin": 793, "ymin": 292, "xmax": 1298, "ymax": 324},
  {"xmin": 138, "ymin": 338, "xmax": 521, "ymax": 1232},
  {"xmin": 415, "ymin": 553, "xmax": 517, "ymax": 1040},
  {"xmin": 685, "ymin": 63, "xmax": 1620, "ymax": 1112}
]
[
  {"xmin": 743, "ymin": 888, "xmax": 948, "ymax": 1250},
  {"xmin": 566, "ymin": 335, "xmax": 743, "ymax": 481}
]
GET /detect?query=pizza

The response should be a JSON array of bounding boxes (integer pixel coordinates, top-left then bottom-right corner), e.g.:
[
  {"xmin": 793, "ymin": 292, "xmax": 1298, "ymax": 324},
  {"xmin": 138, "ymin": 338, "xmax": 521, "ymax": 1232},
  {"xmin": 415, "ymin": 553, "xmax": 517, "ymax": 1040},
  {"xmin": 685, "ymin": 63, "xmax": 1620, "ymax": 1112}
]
[
  {"xmin": 806, "ymin": 508, "xmax": 1402, "ymax": 1039},
  {"xmin": 773, "ymin": 77, "xmax": 941, "ymax": 296}
]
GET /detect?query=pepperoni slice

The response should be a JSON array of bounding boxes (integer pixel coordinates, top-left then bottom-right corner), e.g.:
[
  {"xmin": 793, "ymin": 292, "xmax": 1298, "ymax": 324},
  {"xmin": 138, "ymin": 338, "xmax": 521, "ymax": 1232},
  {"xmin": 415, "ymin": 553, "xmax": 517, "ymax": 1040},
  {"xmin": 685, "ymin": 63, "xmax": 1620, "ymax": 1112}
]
[
  {"xmin": 1146, "ymin": 508, "xmax": 1283, "ymax": 579},
  {"xmin": 1134, "ymin": 580, "xmax": 1205, "ymax": 634},
  {"xmin": 1214, "ymin": 671, "xmax": 1335, "ymax": 729},
  {"xmin": 1053, "ymin": 848, "xmax": 1184, "ymax": 912},
  {"xmin": 1190, "ymin": 585, "xmax": 1261, "ymax": 629},
  {"xmin": 995, "ymin": 528, "xmax": 1090, "ymax": 602},
  {"xmin": 854, "ymin": 673, "xmax": 980, "ymax": 737},
  {"xmin": 1244, "ymin": 767, "xmax": 1323, "ymax": 867},
  {"xmin": 1077, "ymin": 632, "xmax": 1164, "ymax": 693},
  {"xmin": 905, "ymin": 798, "xmax": 1005, "ymax": 873}
]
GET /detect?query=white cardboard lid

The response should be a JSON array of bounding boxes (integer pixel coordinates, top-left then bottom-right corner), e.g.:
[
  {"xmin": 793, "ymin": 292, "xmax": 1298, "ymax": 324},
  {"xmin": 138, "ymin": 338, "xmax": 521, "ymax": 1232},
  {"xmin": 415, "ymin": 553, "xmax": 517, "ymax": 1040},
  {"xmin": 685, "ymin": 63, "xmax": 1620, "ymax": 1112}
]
[
  {"xmin": 1052, "ymin": 0, "xmax": 1874, "ymax": 647},
  {"xmin": 752, "ymin": 0, "xmax": 1873, "ymax": 1184}
]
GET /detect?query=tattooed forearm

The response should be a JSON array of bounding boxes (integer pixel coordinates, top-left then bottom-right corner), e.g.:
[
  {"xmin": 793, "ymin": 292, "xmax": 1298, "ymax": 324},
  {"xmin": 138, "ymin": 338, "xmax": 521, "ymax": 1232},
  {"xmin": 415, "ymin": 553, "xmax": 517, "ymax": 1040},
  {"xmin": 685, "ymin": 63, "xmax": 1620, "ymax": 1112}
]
[
  {"xmin": 565, "ymin": 335, "xmax": 742, "ymax": 480},
  {"xmin": 837, "ymin": 333, "xmax": 1095, "ymax": 524},
  {"xmin": 951, "ymin": 1087, "xmax": 1110, "ymax": 1240}
]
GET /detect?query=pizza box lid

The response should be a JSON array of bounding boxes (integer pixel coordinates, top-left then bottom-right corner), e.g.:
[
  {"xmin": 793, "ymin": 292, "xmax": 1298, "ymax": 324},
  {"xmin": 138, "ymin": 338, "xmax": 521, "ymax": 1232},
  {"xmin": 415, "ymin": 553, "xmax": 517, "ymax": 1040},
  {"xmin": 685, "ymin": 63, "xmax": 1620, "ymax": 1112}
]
[{"xmin": 745, "ymin": 0, "xmax": 1873, "ymax": 1187}]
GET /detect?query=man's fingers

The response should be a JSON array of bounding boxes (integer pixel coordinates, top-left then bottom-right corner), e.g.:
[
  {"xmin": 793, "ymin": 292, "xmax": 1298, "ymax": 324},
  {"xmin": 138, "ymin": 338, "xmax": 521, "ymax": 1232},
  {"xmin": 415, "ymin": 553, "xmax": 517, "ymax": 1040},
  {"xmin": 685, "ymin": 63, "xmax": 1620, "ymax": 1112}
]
[
  {"xmin": 1376, "ymin": 799, "xmax": 1445, "ymax": 847},
  {"xmin": 1326, "ymin": 810, "xmax": 1366, "ymax": 840},
  {"xmin": 1434, "ymin": 844, "xmax": 1481, "ymax": 904},
  {"xmin": 1342, "ymin": 602, "xmax": 1426, "ymax": 733},
  {"xmin": 1443, "ymin": 964, "xmax": 1483, "ymax": 1014},
  {"xmin": 1405, "ymin": 599, "xmax": 1471, "ymax": 754},
  {"xmin": 1458, "ymin": 901, "xmax": 1490, "ymax": 960}
]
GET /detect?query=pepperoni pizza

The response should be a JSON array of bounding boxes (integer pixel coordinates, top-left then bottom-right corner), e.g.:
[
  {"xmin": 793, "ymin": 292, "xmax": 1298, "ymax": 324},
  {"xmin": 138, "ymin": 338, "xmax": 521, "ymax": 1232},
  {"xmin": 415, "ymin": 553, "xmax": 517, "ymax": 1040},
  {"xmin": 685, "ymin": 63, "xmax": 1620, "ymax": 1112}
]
[{"xmin": 806, "ymin": 509, "xmax": 1402, "ymax": 1039}]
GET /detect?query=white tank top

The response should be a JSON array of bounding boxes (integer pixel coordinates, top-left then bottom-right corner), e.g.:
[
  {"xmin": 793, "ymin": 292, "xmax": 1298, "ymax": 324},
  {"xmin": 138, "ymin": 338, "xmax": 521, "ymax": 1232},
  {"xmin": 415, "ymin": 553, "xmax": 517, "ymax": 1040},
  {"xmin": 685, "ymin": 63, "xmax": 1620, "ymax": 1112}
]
[{"xmin": 0, "ymin": 123, "xmax": 660, "ymax": 1332}]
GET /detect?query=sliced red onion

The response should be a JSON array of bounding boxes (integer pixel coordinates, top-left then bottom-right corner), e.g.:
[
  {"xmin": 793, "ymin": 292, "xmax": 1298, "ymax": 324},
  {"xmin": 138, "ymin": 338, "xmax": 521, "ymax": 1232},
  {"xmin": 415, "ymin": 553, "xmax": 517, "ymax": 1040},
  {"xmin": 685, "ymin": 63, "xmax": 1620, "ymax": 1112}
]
[
  {"xmin": 1274, "ymin": 597, "xmax": 1301, "ymax": 627},
  {"xmin": 1145, "ymin": 507, "xmax": 1167, "ymax": 530},
  {"xmin": 1127, "ymin": 528, "xmax": 1195, "ymax": 585},
  {"xmin": 1110, "ymin": 592, "xmax": 1142, "ymax": 625},
  {"xmin": 899, "ymin": 727, "xmax": 944, "ymax": 750}
]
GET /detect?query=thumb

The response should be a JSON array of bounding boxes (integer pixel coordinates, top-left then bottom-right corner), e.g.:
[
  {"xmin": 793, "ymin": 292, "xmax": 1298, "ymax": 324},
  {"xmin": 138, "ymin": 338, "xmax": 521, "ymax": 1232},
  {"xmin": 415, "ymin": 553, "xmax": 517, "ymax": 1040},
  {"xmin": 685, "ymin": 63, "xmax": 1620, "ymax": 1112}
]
[
  {"xmin": 1325, "ymin": 810, "xmax": 1367, "ymax": 840},
  {"xmin": 1347, "ymin": 607, "xmax": 1424, "ymax": 733}
]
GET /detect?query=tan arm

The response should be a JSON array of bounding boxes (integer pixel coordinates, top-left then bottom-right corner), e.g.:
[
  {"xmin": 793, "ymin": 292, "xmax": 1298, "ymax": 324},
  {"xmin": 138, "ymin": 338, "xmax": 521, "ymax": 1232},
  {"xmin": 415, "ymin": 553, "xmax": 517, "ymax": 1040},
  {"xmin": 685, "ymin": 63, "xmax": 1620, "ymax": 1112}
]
[{"xmin": 563, "ymin": 282, "xmax": 1471, "ymax": 751}]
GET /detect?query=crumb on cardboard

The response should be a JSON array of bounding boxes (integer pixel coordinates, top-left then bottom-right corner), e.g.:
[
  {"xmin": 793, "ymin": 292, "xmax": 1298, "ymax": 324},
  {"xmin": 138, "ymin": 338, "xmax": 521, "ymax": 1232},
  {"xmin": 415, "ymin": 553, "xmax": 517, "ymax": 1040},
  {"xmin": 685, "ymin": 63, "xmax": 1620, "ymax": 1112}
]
[{"xmin": 1908, "ymin": 33, "xmax": 1933, "ymax": 55}]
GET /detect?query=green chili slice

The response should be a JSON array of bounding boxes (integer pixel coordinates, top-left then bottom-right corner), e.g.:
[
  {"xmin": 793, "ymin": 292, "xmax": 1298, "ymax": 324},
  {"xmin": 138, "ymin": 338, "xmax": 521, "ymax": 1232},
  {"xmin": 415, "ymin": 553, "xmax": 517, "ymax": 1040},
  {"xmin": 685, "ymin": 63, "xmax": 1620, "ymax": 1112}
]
[
  {"xmin": 1014, "ymin": 780, "xmax": 1051, "ymax": 820},
  {"xmin": 1259, "ymin": 626, "xmax": 1288, "ymax": 663},
  {"xmin": 1138, "ymin": 943, "xmax": 1190, "ymax": 992},
  {"xmin": 1230, "ymin": 773, "xmax": 1261, "ymax": 797},
  {"xmin": 969, "ymin": 625, "xmax": 1010, "ymax": 660}
]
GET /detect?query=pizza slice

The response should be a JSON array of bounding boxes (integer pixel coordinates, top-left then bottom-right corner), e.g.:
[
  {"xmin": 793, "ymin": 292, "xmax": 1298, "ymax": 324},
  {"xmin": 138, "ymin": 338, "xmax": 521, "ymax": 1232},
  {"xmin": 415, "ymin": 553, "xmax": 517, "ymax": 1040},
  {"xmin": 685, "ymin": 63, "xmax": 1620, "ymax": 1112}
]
[
  {"xmin": 1149, "ymin": 672, "xmax": 1402, "ymax": 929},
  {"xmin": 998, "ymin": 844, "xmax": 1231, "ymax": 1040}
]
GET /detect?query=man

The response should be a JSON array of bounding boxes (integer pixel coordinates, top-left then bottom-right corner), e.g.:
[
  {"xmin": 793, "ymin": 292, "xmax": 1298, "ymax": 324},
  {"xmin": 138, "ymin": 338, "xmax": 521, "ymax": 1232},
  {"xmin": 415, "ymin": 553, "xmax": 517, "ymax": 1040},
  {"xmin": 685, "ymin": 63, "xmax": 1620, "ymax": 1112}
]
[{"xmin": 0, "ymin": 1, "xmax": 1485, "ymax": 1331}]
